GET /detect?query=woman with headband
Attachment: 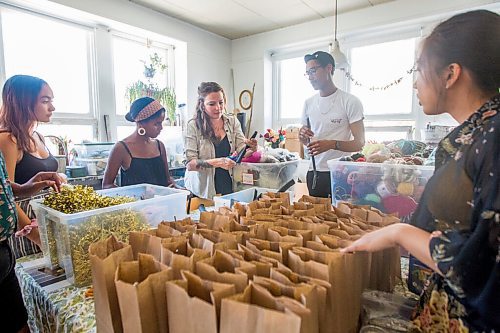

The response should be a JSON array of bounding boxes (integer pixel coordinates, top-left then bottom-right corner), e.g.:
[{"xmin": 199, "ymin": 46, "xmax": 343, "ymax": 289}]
[{"xmin": 103, "ymin": 97, "xmax": 174, "ymax": 188}]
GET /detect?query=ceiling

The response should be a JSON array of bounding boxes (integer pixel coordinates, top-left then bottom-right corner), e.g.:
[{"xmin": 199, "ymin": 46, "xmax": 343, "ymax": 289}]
[{"xmin": 129, "ymin": 0, "xmax": 397, "ymax": 39}]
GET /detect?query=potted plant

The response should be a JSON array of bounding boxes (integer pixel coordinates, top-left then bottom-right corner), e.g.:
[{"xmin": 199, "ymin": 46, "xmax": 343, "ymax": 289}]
[{"xmin": 126, "ymin": 53, "xmax": 177, "ymax": 124}]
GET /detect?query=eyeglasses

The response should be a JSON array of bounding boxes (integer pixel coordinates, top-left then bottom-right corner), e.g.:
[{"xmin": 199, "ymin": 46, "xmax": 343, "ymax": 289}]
[{"xmin": 304, "ymin": 66, "xmax": 323, "ymax": 77}]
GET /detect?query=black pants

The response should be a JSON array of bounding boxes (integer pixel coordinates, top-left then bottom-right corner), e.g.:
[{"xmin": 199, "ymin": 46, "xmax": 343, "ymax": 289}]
[
  {"xmin": 0, "ymin": 241, "xmax": 28, "ymax": 333},
  {"xmin": 306, "ymin": 170, "xmax": 331, "ymax": 198}
]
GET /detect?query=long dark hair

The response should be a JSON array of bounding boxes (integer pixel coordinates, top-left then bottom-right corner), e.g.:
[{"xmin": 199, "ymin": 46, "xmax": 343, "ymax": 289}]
[
  {"xmin": 194, "ymin": 81, "xmax": 227, "ymax": 142},
  {"xmin": 0, "ymin": 75, "xmax": 48, "ymax": 152},
  {"xmin": 419, "ymin": 10, "xmax": 500, "ymax": 95}
]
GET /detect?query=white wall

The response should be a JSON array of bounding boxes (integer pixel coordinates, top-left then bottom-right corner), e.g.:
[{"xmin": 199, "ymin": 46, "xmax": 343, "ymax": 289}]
[
  {"xmin": 36, "ymin": 0, "xmax": 233, "ymax": 117},
  {"xmin": 231, "ymin": 0, "xmax": 500, "ymax": 135}
]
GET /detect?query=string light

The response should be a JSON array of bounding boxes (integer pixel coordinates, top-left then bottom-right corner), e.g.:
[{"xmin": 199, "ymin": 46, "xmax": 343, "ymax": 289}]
[{"xmin": 339, "ymin": 66, "xmax": 416, "ymax": 91}]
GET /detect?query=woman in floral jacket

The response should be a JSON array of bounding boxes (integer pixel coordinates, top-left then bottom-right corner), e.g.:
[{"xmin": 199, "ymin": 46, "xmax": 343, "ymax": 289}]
[
  {"xmin": 343, "ymin": 10, "xmax": 500, "ymax": 332},
  {"xmin": 0, "ymin": 151, "xmax": 62, "ymax": 333}
]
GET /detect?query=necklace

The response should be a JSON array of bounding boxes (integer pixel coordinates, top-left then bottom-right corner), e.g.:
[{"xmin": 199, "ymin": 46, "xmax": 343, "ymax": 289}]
[{"xmin": 319, "ymin": 89, "xmax": 339, "ymax": 115}]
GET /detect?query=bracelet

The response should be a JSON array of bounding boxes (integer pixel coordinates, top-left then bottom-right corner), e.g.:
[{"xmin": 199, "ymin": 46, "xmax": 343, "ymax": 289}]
[{"xmin": 334, "ymin": 140, "xmax": 341, "ymax": 150}]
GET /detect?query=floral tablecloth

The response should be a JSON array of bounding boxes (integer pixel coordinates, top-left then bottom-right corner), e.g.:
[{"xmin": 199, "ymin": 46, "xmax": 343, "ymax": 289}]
[
  {"xmin": 14, "ymin": 253, "xmax": 416, "ymax": 333},
  {"xmin": 15, "ymin": 254, "xmax": 96, "ymax": 333}
]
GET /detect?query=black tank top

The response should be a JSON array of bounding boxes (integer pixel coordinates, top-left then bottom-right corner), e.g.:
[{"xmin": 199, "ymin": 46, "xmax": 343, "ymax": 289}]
[
  {"xmin": 119, "ymin": 140, "xmax": 170, "ymax": 187},
  {"xmin": 214, "ymin": 136, "xmax": 233, "ymax": 195},
  {"xmin": 14, "ymin": 132, "xmax": 58, "ymax": 184}
]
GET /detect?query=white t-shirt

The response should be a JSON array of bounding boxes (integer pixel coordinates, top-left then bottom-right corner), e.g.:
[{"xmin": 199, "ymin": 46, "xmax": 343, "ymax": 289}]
[{"xmin": 301, "ymin": 89, "xmax": 364, "ymax": 171}]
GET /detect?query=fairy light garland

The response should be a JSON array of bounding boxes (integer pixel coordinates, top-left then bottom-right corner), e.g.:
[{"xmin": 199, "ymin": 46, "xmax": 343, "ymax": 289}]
[{"xmin": 339, "ymin": 66, "xmax": 416, "ymax": 91}]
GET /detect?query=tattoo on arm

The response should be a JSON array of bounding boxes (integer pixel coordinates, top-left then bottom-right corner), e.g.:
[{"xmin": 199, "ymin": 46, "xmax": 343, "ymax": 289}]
[{"xmin": 196, "ymin": 159, "xmax": 213, "ymax": 168}]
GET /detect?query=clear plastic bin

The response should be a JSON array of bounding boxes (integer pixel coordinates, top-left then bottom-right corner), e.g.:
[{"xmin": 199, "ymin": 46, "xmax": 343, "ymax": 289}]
[
  {"xmin": 74, "ymin": 157, "xmax": 108, "ymax": 176},
  {"xmin": 73, "ymin": 142, "xmax": 114, "ymax": 159},
  {"xmin": 232, "ymin": 160, "xmax": 300, "ymax": 192},
  {"xmin": 31, "ymin": 184, "xmax": 189, "ymax": 286},
  {"xmin": 328, "ymin": 160, "xmax": 433, "ymax": 222},
  {"xmin": 214, "ymin": 187, "xmax": 294, "ymax": 209}
]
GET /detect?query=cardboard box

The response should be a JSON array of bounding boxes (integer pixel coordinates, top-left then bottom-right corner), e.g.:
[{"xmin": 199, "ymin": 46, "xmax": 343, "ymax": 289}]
[
  {"xmin": 286, "ymin": 127, "xmax": 300, "ymax": 139},
  {"xmin": 284, "ymin": 138, "xmax": 304, "ymax": 158}
]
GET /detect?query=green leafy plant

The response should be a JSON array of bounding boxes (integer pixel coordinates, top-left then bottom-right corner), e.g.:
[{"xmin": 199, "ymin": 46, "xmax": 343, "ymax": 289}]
[{"xmin": 126, "ymin": 53, "xmax": 176, "ymax": 123}]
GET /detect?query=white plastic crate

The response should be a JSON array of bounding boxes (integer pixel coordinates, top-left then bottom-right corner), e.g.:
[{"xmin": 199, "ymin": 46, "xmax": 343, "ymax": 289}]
[
  {"xmin": 232, "ymin": 160, "xmax": 300, "ymax": 191},
  {"xmin": 31, "ymin": 184, "xmax": 189, "ymax": 285},
  {"xmin": 214, "ymin": 187, "xmax": 294, "ymax": 210},
  {"xmin": 328, "ymin": 160, "xmax": 433, "ymax": 222}
]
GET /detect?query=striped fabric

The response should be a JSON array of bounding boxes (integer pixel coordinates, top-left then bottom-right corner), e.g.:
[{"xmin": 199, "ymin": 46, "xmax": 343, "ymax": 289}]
[{"xmin": 7, "ymin": 191, "xmax": 49, "ymax": 258}]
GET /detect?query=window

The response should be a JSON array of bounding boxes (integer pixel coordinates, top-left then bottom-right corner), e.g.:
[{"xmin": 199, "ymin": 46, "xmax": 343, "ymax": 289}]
[
  {"xmin": 0, "ymin": 7, "xmax": 97, "ymax": 141},
  {"xmin": 117, "ymin": 125, "xmax": 135, "ymax": 141},
  {"xmin": 365, "ymin": 128, "xmax": 409, "ymax": 143},
  {"xmin": 349, "ymin": 38, "xmax": 416, "ymax": 118},
  {"xmin": 274, "ymin": 56, "xmax": 315, "ymax": 127},
  {"xmin": 2, "ymin": 8, "xmax": 94, "ymax": 119},
  {"xmin": 36, "ymin": 124, "xmax": 95, "ymax": 146},
  {"xmin": 0, "ymin": 5, "xmax": 176, "ymax": 144},
  {"xmin": 113, "ymin": 35, "xmax": 172, "ymax": 116}
]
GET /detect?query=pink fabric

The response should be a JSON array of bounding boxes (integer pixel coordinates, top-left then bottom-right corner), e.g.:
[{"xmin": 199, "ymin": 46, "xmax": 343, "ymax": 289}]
[{"xmin": 242, "ymin": 151, "xmax": 262, "ymax": 163}]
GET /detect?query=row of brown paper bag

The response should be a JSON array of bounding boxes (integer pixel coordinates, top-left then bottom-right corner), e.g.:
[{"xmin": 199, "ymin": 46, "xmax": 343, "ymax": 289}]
[
  {"xmin": 90, "ymin": 197, "xmax": 401, "ymax": 333},
  {"xmin": 90, "ymin": 237, "xmax": 398, "ymax": 333},
  {"xmin": 90, "ymin": 236, "xmax": 321, "ymax": 333}
]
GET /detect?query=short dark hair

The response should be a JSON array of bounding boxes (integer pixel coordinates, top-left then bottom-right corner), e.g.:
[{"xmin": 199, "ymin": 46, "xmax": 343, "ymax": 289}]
[{"xmin": 304, "ymin": 51, "xmax": 335, "ymax": 70}]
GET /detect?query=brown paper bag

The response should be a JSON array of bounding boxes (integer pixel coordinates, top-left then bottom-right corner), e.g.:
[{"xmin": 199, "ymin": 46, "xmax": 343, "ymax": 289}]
[
  {"xmin": 129, "ymin": 230, "xmax": 186, "ymax": 260},
  {"xmin": 246, "ymin": 238, "xmax": 296, "ymax": 265},
  {"xmin": 227, "ymin": 245, "xmax": 280, "ymax": 278},
  {"xmin": 253, "ymin": 276, "xmax": 320, "ymax": 333},
  {"xmin": 270, "ymin": 267, "xmax": 330, "ymax": 333},
  {"xmin": 220, "ymin": 283, "xmax": 303, "ymax": 333},
  {"xmin": 288, "ymin": 247, "xmax": 364, "ymax": 333},
  {"xmin": 267, "ymin": 226, "xmax": 303, "ymax": 246},
  {"xmin": 260, "ymin": 191, "xmax": 291, "ymax": 207},
  {"xmin": 169, "ymin": 217, "xmax": 200, "ymax": 233},
  {"xmin": 89, "ymin": 235, "xmax": 133, "ymax": 333},
  {"xmin": 286, "ymin": 220, "xmax": 330, "ymax": 239},
  {"xmin": 195, "ymin": 250, "xmax": 254, "ymax": 292},
  {"xmin": 115, "ymin": 253, "xmax": 174, "ymax": 333},
  {"xmin": 160, "ymin": 237, "xmax": 210, "ymax": 279},
  {"xmin": 199, "ymin": 212, "xmax": 237, "ymax": 232},
  {"xmin": 196, "ymin": 229, "xmax": 242, "ymax": 252},
  {"xmin": 369, "ymin": 247, "xmax": 401, "ymax": 292},
  {"xmin": 166, "ymin": 271, "xmax": 235, "ymax": 333}
]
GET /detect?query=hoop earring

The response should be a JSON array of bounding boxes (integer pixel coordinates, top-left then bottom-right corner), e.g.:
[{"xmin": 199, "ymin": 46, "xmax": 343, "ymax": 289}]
[{"xmin": 137, "ymin": 127, "xmax": 146, "ymax": 136}]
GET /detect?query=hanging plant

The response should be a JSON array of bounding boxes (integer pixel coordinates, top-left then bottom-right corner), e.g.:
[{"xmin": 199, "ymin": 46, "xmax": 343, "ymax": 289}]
[{"xmin": 126, "ymin": 53, "xmax": 176, "ymax": 124}]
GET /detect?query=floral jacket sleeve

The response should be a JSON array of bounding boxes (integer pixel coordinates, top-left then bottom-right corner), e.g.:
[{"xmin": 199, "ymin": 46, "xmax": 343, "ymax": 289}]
[
  {"xmin": 0, "ymin": 152, "xmax": 17, "ymax": 242},
  {"xmin": 423, "ymin": 95, "xmax": 500, "ymax": 330}
]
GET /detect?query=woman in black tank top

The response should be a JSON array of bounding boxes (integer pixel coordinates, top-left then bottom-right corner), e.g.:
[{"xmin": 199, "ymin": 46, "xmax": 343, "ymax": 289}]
[
  {"xmin": 0, "ymin": 75, "xmax": 65, "ymax": 258},
  {"xmin": 103, "ymin": 97, "xmax": 174, "ymax": 188},
  {"xmin": 15, "ymin": 132, "xmax": 58, "ymax": 184}
]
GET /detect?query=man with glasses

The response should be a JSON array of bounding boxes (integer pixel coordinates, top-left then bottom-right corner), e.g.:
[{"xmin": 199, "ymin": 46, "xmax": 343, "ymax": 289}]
[{"xmin": 299, "ymin": 51, "xmax": 365, "ymax": 198}]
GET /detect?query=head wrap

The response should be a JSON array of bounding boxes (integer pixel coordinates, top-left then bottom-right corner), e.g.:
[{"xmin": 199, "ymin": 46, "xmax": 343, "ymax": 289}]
[{"xmin": 125, "ymin": 97, "xmax": 165, "ymax": 122}]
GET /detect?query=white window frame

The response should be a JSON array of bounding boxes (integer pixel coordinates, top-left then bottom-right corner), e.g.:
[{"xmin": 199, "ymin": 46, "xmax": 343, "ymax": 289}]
[
  {"xmin": 111, "ymin": 32, "xmax": 175, "ymax": 130},
  {"xmin": 0, "ymin": 2, "xmax": 176, "ymax": 143},
  {"xmin": 271, "ymin": 27, "xmax": 422, "ymax": 134},
  {"xmin": 272, "ymin": 47, "xmax": 329, "ymax": 129},
  {"xmin": 343, "ymin": 28, "xmax": 422, "ymax": 126},
  {"xmin": 0, "ymin": 4, "xmax": 99, "ymax": 138}
]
